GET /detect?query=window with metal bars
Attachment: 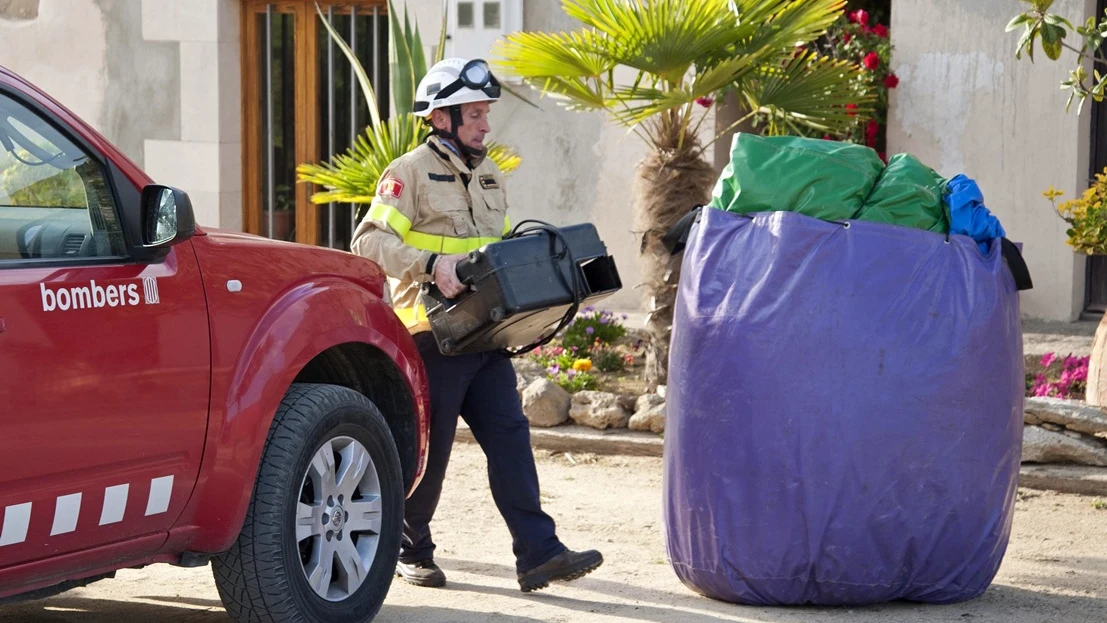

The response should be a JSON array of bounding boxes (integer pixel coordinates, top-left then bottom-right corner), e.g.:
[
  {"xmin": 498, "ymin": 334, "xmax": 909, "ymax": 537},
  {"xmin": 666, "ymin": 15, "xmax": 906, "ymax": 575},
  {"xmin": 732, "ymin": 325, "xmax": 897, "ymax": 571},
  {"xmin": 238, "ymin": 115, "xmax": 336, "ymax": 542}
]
[{"xmin": 242, "ymin": 0, "xmax": 390, "ymax": 250}]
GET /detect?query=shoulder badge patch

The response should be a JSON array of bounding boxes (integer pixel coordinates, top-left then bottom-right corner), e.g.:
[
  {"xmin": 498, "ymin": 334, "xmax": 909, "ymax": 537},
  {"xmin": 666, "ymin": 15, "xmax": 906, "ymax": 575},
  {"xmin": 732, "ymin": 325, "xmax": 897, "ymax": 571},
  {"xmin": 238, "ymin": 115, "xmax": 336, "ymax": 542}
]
[
  {"xmin": 479, "ymin": 174, "xmax": 500, "ymax": 190},
  {"xmin": 378, "ymin": 175, "xmax": 405, "ymax": 199}
]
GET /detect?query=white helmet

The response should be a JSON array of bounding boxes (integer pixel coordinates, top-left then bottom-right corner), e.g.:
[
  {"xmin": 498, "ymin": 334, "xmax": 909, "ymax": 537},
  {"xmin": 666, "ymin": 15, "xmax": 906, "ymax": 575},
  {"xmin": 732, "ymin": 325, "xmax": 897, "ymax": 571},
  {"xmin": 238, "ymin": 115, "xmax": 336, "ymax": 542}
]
[{"xmin": 414, "ymin": 58, "xmax": 501, "ymax": 117}]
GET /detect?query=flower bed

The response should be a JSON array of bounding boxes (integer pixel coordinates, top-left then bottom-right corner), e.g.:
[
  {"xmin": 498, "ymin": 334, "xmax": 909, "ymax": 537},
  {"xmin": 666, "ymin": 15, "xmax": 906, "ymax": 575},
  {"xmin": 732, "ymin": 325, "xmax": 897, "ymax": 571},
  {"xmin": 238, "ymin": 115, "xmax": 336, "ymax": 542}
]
[
  {"xmin": 1026, "ymin": 352, "xmax": 1090, "ymax": 400},
  {"xmin": 526, "ymin": 307, "xmax": 650, "ymax": 396}
]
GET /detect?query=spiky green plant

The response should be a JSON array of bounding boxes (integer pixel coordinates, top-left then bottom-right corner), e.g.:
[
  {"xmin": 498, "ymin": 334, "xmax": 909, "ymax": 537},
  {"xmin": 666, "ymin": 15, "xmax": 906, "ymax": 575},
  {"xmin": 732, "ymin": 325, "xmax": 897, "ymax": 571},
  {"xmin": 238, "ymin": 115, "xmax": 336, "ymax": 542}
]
[{"xmin": 297, "ymin": 0, "xmax": 522, "ymax": 221}]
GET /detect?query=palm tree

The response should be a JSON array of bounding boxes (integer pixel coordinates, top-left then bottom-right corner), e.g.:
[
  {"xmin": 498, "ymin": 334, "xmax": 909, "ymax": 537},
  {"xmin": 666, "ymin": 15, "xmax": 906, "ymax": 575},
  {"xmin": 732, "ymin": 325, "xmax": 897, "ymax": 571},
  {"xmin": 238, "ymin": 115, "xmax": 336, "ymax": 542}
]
[
  {"xmin": 494, "ymin": 0, "xmax": 872, "ymax": 386},
  {"xmin": 297, "ymin": 0, "xmax": 522, "ymax": 222}
]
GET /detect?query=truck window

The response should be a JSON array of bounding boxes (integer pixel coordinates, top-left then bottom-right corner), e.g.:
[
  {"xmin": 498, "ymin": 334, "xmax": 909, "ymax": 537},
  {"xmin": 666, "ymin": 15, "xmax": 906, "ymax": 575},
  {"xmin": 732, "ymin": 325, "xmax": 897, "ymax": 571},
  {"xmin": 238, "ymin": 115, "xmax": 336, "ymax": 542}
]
[{"xmin": 0, "ymin": 93, "xmax": 127, "ymax": 263}]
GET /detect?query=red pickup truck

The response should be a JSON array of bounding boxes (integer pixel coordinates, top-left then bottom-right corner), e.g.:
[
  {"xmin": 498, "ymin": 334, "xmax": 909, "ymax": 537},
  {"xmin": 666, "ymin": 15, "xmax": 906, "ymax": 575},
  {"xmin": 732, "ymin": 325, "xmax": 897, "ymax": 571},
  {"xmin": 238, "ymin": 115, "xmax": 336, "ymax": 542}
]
[{"xmin": 0, "ymin": 66, "xmax": 430, "ymax": 622}]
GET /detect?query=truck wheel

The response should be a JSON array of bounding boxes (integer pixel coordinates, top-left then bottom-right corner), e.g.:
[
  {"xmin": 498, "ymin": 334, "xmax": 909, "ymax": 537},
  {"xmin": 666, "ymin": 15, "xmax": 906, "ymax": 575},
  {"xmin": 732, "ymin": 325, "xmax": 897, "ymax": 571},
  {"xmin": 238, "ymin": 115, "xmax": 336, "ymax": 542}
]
[{"xmin": 212, "ymin": 383, "xmax": 404, "ymax": 623}]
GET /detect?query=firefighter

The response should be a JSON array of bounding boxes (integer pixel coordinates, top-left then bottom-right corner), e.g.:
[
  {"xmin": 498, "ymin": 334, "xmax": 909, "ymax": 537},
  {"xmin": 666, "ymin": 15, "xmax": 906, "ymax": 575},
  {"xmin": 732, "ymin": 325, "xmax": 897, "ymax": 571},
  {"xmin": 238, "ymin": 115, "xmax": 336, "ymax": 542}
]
[{"xmin": 350, "ymin": 57, "xmax": 603, "ymax": 592}]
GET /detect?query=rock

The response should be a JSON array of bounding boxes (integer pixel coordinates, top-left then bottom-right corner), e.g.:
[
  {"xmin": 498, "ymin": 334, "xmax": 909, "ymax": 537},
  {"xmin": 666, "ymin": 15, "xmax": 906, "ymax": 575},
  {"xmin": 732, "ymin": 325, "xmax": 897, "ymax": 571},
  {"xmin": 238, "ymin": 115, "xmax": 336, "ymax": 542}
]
[
  {"xmin": 514, "ymin": 358, "xmax": 547, "ymax": 400},
  {"xmin": 1020, "ymin": 464, "xmax": 1107, "ymax": 497},
  {"xmin": 1064, "ymin": 430, "xmax": 1084, "ymax": 439},
  {"xmin": 1025, "ymin": 397, "xmax": 1107, "ymax": 437},
  {"xmin": 656, "ymin": 385, "xmax": 667, "ymax": 399},
  {"xmin": 513, "ymin": 358, "xmax": 546, "ymax": 384},
  {"xmin": 1041, "ymin": 422, "xmax": 1062, "ymax": 432},
  {"xmin": 522, "ymin": 379, "xmax": 571, "ymax": 428},
  {"xmin": 629, "ymin": 394, "xmax": 666, "ymax": 434},
  {"xmin": 617, "ymin": 394, "xmax": 638, "ymax": 413},
  {"xmin": 570, "ymin": 391, "xmax": 630, "ymax": 430},
  {"xmin": 1022, "ymin": 425, "xmax": 1107, "ymax": 467}
]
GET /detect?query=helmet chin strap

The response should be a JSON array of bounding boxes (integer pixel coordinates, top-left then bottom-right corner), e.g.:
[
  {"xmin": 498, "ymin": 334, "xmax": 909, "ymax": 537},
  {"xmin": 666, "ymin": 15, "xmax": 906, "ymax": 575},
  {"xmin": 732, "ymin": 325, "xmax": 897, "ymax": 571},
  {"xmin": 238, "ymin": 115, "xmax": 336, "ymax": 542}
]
[{"xmin": 434, "ymin": 105, "xmax": 486, "ymax": 170}]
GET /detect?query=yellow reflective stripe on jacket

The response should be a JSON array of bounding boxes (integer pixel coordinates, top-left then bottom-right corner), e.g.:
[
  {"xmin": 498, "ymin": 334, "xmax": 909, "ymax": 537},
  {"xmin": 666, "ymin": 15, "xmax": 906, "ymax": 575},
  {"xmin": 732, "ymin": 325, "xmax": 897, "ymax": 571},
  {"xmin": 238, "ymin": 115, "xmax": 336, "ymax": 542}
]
[
  {"xmin": 370, "ymin": 202, "xmax": 511, "ymax": 254},
  {"xmin": 394, "ymin": 303, "xmax": 429, "ymax": 328},
  {"xmin": 403, "ymin": 231, "xmax": 502, "ymax": 254},
  {"xmin": 366, "ymin": 203, "xmax": 412, "ymax": 237}
]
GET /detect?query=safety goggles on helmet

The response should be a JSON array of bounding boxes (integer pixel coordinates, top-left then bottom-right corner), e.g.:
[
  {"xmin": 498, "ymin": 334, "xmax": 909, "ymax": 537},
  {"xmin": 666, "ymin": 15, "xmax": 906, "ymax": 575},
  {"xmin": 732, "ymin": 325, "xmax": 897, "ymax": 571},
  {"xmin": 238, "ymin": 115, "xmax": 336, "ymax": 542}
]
[{"xmin": 415, "ymin": 59, "xmax": 501, "ymax": 113}]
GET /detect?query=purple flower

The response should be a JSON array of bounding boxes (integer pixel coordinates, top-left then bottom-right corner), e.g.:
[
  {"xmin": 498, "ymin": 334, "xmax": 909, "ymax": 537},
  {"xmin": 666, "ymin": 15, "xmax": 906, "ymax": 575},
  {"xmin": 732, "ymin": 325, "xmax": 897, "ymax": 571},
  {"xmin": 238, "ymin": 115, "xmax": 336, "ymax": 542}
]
[
  {"xmin": 548, "ymin": 365, "xmax": 560, "ymax": 375},
  {"xmin": 568, "ymin": 369, "xmax": 577, "ymax": 379},
  {"xmin": 621, "ymin": 314, "xmax": 628, "ymax": 320},
  {"xmin": 583, "ymin": 306, "xmax": 595, "ymax": 314},
  {"xmin": 1041, "ymin": 353, "xmax": 1056, "ymax": 368},
  {"xmin": 599, "ymin": 317, "xmax": 608, "ymax": 324},
  {"xmin": 586, "ymin": 327, "xmax": 595, "ymax": 335}
]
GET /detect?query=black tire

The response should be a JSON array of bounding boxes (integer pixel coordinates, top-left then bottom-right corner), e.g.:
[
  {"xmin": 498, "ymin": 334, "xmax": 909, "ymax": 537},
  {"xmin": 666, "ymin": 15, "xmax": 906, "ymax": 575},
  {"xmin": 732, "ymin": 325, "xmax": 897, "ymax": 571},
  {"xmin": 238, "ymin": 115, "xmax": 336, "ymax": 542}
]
[{"xmin": 212, "ymin": 383, "xmax": 404, "ymax": 623}]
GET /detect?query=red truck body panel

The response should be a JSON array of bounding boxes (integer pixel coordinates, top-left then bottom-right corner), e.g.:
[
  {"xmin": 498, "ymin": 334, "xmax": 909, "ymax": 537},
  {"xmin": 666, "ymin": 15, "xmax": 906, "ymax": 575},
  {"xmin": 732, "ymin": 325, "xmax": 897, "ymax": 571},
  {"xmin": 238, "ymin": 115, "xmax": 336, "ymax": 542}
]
[{"xmin": 0, "ymin": 65, "xmax": 429, "ymax": 600}]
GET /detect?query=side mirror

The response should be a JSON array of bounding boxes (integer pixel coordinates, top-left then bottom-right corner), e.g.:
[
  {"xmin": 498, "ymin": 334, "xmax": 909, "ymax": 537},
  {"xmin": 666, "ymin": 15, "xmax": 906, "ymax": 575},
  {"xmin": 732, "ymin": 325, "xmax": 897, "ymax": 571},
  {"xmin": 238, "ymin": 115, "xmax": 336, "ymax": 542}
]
[{"xmin": 141, "ymin": 184, "xmax": 196, "ymax": 248}]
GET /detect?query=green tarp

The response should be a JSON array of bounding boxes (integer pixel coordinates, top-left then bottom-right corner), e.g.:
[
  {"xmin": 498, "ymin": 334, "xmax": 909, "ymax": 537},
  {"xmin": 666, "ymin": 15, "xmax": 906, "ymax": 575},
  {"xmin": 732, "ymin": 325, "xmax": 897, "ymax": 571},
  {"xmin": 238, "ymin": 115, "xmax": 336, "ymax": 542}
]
[{"xmin": 709, "ymin": 133, "xmax": 948, "ymax": 233}]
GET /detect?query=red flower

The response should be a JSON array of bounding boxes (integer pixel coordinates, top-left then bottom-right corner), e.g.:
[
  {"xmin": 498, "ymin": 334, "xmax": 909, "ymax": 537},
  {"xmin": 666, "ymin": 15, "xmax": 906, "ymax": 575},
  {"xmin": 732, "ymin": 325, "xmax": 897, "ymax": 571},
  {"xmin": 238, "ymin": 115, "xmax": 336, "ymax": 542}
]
[
  {"xmin": 842, "ymin": 32, "xmax": 852, "ymax": 44},
  {"xmin": 884, "ymin": 73, "xmax": 900, "ymax": 89},
  {"xmin": 866, "ymin": 119, "xmax": 879, "ymax": 147},
  {"xmin": 874, "ymin": 24, "xmax": 889, "ymax": 38},
  {"xmin": 863, "ymin": 52, "xmax": 880, "ymax": 70},
  {"xmin": 861, "ymin": 25, "xmax": 873, "ymax": 35},
  {"xmin": 845, "ymin": 103, "xmax": 858, "ymax": 117},
  {"xmin": 848, "ymin": 9, "xmax": 869, "ymax": 26},
  {"xmin": 695, "ymin": 96, "xmax": 714, "ymax": 108}
]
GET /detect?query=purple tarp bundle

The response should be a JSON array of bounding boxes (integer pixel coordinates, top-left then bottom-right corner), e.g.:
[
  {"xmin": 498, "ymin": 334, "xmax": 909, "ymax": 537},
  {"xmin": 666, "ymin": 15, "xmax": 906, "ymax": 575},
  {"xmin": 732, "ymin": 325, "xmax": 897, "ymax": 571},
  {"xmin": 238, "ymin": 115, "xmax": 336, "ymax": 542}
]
[{"xmin": 663, "ymin": 207, "xmax": 1025, "ymax": 606}]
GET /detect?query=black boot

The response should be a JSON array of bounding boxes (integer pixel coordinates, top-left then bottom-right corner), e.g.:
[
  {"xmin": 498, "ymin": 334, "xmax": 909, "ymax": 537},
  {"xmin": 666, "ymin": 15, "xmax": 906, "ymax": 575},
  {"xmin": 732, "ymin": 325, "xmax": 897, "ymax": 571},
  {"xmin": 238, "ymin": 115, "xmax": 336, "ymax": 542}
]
[
  {"xmin": 517, "ymin": 549, "xmax": 603, "ymax": 592},
  {"xmin": 396, "ymin": 559, "xmax": 447, "ymax": 588}
]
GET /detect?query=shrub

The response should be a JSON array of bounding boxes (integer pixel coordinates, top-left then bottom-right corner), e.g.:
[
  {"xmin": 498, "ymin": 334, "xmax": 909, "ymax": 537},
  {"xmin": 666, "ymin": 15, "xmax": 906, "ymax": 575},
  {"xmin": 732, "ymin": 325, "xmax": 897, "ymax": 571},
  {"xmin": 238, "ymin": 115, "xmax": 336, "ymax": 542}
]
[
  {"xmin": 561, "ymin": 307, "xmax": 628, "ymax": 353},
  {"xmin": 1044, "ymin": 171, "xmax": 1107, "ymax": 255}
]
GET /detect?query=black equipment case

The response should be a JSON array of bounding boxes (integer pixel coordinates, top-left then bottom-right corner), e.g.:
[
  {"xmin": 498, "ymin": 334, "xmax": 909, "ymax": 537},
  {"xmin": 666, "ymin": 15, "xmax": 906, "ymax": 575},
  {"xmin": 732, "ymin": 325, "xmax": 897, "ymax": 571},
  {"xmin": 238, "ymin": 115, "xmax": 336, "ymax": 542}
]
[{"xmin": 421, "ymin": 222, "xmax": 622, "ymax": 356}]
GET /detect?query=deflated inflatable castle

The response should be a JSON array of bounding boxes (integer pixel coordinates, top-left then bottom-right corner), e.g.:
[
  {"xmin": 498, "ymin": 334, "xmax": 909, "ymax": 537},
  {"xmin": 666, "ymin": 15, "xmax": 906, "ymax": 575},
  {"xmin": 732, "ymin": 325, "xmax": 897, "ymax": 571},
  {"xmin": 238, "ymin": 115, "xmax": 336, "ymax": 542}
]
[{"xmin": 663, "ymin": 133, "xmax": 1033, "ymax": 606}]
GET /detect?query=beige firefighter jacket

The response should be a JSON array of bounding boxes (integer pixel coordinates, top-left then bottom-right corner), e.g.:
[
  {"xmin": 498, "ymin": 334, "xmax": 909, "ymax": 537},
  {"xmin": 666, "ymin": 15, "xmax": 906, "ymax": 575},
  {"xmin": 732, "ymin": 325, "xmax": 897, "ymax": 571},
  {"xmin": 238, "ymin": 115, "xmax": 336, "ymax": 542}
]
[{"xmin": 351, "ymin": 135, "xmax": 510, "ymax": 333}]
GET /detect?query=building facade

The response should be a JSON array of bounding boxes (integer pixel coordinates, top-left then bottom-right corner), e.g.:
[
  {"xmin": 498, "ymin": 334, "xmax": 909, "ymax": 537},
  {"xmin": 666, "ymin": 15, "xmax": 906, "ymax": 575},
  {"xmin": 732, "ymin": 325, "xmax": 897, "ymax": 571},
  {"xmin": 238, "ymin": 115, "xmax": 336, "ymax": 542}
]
[{"xmin": 4, "ymin": 0, "xmax": 1097, "ymax": 320}]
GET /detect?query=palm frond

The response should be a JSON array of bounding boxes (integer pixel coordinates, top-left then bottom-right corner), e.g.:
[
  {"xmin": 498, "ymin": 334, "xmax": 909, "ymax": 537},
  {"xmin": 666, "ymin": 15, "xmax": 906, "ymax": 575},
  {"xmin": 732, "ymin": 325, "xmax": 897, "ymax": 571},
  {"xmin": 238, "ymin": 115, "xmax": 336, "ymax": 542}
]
[
  {"xmin": 562, "ymin": 0, "xmax": 747, "ymax": 82},
  {"xmin": 316, "ymin": 2, "xmax": 381, "ymax": 128},
  {"xmin": 486, "ymin": 142, "xmax": 522, "ymax": 173},
  {"xmin": 743, "ymin": 50, "xmax": 873, "ymax": 135},
  {"xmin": 388, "ymin": 0, "xmax": 417, "ymax": 115}
]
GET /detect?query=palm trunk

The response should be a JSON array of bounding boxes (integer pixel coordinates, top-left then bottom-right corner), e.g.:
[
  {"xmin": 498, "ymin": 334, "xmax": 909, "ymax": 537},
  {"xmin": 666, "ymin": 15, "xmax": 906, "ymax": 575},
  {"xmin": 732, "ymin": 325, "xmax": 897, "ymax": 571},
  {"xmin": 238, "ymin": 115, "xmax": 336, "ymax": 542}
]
[{"xmin": 633, "ymin": 128, "xmax": 716, "ymax": 388}]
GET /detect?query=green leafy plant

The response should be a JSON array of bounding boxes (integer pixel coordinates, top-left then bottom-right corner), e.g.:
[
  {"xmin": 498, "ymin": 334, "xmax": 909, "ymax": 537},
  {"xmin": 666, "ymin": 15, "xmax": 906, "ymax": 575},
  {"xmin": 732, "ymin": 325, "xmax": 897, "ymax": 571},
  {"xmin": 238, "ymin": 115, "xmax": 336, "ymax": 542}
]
[
  {"xmin": 1007, "ymin": 0, "xmax": 1107, "ymax": 113},
  {"xmin": 1093, "ymin": 499, "xmax": 1107, "ymax": 510},
  {"xmin": 550, "ymin": 369, "xmax": 598, "ymax": 393},
  {"xmin": 561, "ymin": 307, "xmax": 628, "ymax": 353},
  {"xmin": 590, "ymin": 342, "xmax": 630, "ymax": 373},
  {"xmin": 1043, "ymin": 171, "xmax": 1107, "ymax": 255},
  {"xmin": 297, "ymin": 0, "xmax": 522, "ymax": 221}
]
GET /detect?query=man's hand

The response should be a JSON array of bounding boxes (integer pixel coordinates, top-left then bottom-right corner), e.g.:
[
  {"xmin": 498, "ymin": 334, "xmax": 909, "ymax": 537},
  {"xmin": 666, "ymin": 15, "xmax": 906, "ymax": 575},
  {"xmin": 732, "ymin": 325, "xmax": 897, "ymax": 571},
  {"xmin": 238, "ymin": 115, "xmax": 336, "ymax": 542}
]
[{"xmin": 433, "ymin": 253, "xmax": 468, "ymax": 298}]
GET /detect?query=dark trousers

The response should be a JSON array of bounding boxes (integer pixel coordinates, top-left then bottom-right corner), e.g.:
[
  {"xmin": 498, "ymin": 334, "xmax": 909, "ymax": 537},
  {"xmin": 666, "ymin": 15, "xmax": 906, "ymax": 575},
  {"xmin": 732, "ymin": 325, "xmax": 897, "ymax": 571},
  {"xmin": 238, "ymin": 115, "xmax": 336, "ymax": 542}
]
[{"xmin": 400, "ymin": 332, "xmax": 566, "ymax": 573}]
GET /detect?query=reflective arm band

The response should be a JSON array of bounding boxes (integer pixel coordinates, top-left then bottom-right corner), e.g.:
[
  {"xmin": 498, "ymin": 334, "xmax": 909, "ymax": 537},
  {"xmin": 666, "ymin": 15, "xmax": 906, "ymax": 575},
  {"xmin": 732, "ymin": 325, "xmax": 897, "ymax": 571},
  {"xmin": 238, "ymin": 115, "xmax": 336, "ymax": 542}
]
[
  {"xmin": 502, "ymin": 215, "xmax": 511, "ymax": 237},
  {"xmin": 403, "ymin": 231, "xmax": 502, "ymax": 255},
  {"xmin": 366, "ymin": 203, "xmax": 413, "ymax": 238}
]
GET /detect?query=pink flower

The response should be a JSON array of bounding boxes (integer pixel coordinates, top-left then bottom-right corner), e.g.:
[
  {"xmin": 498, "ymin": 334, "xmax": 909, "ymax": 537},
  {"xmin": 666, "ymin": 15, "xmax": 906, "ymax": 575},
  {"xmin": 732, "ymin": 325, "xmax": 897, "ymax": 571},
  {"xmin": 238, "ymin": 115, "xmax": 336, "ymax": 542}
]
[
  {"xmin": 1041, "ymin": 353, "xmax": 1056, "ymax": 368},
  {"xmin": 849, "ymin": 9, "xmax": 869, "ymax": 26},
  {"xmin": 863, "ymin": 52, "xmax": 880, "ymax": 70},
  {"xmin": 695, "ymin": 96, "xmax": 714, "ymax": 108}
]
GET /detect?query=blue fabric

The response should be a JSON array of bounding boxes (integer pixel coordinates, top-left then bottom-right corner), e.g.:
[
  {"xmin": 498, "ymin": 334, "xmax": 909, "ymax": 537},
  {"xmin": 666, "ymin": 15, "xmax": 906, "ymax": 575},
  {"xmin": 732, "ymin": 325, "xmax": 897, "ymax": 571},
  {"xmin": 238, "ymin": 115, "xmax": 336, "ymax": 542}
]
[
  {"xmin": 946, "ymin": 174, "xmax": 1006, "ymax": 253},
  {"xmin": 664, "ymin": 208, "xmax": 1024, "ymax": 606}
]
